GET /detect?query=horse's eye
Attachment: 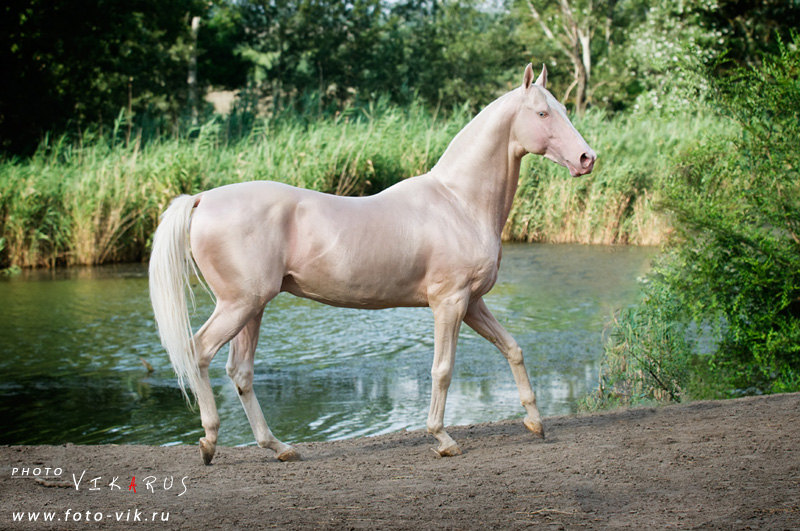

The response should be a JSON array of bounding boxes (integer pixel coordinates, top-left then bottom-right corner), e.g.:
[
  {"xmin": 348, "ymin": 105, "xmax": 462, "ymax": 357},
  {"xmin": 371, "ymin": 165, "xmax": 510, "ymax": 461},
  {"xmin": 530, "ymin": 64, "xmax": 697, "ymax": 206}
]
[{"xmin": 538, "ymin": 111, "xmax": 548, "ymax": 118}]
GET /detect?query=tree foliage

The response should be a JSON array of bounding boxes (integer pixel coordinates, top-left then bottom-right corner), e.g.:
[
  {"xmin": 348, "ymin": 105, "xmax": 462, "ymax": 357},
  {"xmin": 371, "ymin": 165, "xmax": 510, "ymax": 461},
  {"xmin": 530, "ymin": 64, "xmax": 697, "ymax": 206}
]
[
  {"xmin": 0, "ymin": 0, "xmax": 207, "ymax": 155},
  {"xmin": 232, "ymin": 0, "xmax": 521, "ymax": 113},
  {"xmin": 664, "ymin": 34, "xmax": 800, "ymax": 393},
  {"xmin": 2, "ymin": 0, "xmax": 799, "ymax": 155}
]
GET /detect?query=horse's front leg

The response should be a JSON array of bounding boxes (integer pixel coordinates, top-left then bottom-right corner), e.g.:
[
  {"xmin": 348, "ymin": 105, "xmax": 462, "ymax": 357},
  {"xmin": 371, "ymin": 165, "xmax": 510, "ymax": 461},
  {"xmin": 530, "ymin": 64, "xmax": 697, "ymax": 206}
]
[
  {"xmin": 427, "ymin": 292, "xmax": 469, "ymax": 457},
  {"xmin": 464, "ymin": 297, "xmax": 544, "ymax": 437}
]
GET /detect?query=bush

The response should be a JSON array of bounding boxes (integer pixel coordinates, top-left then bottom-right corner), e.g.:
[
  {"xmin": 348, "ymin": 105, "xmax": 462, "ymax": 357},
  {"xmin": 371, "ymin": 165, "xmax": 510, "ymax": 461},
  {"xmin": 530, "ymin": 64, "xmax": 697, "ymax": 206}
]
[
  {"xmin": 584, "ymin": 33, "xmax": 800, "ymax": 408},
  {"xmin": 583, "ymin": 276, "xmax": 694, "ymax": 410}
]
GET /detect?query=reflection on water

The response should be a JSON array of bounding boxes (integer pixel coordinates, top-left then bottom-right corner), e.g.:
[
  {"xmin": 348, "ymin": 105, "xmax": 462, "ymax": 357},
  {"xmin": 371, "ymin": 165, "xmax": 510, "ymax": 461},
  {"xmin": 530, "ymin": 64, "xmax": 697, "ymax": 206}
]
[{"xmin": 0, "ymin": 244, "xmax": 654, "ymax": 446}]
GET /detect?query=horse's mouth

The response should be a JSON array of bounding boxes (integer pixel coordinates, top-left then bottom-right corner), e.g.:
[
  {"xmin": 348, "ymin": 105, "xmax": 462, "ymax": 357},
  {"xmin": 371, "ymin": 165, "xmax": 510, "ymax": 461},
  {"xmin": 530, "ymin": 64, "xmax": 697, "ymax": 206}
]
[
  {"xmin": 568, "ymin": 163, "xmax": 587, "ymax": 177},
  {"xmin": 568, "ymin": 159, "xmax": 595, "ymax": 177}
]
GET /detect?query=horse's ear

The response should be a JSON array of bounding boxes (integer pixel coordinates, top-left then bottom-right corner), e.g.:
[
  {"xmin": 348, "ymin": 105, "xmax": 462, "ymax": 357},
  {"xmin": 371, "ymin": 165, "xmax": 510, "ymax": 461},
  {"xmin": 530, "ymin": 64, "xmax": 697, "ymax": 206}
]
[
  {"xmin": 522, "ymin": 63, "xmax": 534, "ymax": 89},
  {"xmin": 535, "ymin": 64, "xmax": 547, "ymax": 89}
]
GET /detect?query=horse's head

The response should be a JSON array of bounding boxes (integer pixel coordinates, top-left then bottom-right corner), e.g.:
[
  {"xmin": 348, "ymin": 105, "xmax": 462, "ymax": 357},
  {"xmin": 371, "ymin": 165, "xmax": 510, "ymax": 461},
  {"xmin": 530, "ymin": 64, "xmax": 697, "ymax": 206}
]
[{"xmin": 512, "ymin": 63, "xmax": 596, "ymax": 177}]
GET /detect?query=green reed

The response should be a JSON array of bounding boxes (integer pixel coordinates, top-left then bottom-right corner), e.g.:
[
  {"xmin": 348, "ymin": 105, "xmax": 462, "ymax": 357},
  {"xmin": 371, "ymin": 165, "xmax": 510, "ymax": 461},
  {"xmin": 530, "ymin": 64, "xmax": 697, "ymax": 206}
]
[
  {"xmin": 0, "ymin": 100, "xmax": 731, "ymax": 269},
  {"xmin": 0, "ymin": 100, "xmax": 467, "ymax": 269}
]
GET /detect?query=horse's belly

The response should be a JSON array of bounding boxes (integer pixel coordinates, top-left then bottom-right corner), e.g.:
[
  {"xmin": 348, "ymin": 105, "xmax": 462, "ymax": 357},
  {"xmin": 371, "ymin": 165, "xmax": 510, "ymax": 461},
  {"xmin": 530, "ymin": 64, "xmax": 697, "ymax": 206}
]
[{"xmin": 280, "ymin": 267, "xmax": 428, "ymax": 309}]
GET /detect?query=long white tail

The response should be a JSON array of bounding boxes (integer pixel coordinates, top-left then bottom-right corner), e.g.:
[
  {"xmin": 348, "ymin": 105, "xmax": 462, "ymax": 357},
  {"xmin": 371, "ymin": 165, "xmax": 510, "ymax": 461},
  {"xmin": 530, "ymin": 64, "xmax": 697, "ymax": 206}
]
[{"xmin": 149, "ymin": 195, "xmax": 203, "ymax": 402}]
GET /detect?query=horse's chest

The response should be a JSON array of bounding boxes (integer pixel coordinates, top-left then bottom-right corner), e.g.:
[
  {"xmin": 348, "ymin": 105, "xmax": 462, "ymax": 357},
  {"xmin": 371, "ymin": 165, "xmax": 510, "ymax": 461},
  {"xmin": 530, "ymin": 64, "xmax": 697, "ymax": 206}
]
[{"xmin": 426, "ymin": 248, "xmax": 499, "ymax": 300}]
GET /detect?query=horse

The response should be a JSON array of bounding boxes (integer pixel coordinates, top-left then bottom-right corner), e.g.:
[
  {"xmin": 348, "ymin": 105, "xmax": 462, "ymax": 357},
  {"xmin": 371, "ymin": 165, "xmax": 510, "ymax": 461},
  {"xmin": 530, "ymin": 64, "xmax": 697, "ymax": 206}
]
[{"xmin": 149, "ymin": 63, "xmax": 596, "ymax": 465}]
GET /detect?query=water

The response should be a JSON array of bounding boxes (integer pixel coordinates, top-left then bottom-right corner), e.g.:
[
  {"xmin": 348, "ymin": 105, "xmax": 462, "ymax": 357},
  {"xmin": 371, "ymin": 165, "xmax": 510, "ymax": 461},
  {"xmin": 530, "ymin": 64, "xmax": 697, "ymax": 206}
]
[{"xmin": 0, "ymin": 244, "xmax": 653, "ymax": 447}]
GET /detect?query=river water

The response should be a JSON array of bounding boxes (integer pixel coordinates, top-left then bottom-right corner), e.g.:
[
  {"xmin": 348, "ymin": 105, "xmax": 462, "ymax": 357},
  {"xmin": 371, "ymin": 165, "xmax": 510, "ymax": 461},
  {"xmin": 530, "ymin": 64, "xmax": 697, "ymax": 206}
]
[{"xmin": 0, "ymin": 244, "xmax": 653, "ymax": 447}]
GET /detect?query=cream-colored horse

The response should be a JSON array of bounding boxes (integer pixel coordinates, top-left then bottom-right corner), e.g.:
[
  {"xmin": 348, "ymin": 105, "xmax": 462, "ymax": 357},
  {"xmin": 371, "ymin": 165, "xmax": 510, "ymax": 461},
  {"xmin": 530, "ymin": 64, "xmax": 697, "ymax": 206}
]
[{"xmin": 149, "ymin": 63, "xmax": 596, "ymax": 465}]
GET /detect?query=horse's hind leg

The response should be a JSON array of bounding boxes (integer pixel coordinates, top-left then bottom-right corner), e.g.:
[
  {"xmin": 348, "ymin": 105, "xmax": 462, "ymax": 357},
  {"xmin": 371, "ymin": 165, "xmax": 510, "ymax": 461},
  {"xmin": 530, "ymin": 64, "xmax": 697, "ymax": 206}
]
[
  {"xmin": 464, "ymin": 297, "xmax": 544, "ymax": 437},
  {"xmin": 226, "ymin": 310, "xmax": 299, "ymax": 462},
  {"xmin": 192, "ymin": 301, "xmax": 261, "ymax": 465}
]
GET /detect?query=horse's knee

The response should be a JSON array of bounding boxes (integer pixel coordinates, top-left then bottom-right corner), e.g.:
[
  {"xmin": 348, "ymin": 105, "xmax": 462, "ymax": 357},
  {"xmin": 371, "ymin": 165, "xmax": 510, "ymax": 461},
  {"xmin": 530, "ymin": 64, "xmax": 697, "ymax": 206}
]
[
  {"xmin": 431, "ymin": 366, "xmax": 453, "ymax": 389},
  {"xmin": 506, "ymin": 344, "xmax": 524, "ymax": 366}
]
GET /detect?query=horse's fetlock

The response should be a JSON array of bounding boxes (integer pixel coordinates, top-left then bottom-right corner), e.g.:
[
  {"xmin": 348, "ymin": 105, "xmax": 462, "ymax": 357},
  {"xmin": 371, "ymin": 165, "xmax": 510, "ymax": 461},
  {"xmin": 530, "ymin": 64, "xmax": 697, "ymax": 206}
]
[
  {"xmin": 426, "ymin": 420, "xmax": 443, "ymax": 435},
  {"xmin": 521, "ymin": 397, "xmax": 535, "ymax": 409},
  {"xmin": 202, "ymin": 424, "xmax": 219, "ymax": 441}
]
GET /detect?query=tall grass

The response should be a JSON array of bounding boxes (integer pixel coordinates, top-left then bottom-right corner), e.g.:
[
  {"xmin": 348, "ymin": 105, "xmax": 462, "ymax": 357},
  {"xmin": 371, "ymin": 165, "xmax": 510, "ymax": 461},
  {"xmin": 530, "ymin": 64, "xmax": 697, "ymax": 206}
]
[
  {"xmin": 0, "ymin": 100, "xmax": 467, "ymax": 268},
  {"xmin": 0, "ymin": 100, "xmax": 733, "ymax": 269}
]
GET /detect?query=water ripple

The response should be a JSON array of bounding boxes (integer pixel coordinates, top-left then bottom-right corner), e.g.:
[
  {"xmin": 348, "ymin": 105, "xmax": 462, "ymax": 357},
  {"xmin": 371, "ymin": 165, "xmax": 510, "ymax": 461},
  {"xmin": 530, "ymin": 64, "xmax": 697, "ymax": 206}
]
[{"xmin": 0, "ymin": 244, "xmax": 654, "ymax": 445}]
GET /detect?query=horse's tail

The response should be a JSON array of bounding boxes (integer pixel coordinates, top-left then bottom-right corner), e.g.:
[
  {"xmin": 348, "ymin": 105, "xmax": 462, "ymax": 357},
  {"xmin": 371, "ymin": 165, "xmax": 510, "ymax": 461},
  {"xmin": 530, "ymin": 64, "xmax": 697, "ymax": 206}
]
[{"xmin": 149, "ymin": 194, "xmax": 203, "ymax": 403}]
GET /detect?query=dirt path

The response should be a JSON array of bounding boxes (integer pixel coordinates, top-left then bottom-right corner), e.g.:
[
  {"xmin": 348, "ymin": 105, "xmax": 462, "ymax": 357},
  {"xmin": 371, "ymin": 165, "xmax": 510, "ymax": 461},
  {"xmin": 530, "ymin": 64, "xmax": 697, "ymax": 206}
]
[{"xmin": 2, "ymin": 393, "xmax": 799, "ymax": 529}]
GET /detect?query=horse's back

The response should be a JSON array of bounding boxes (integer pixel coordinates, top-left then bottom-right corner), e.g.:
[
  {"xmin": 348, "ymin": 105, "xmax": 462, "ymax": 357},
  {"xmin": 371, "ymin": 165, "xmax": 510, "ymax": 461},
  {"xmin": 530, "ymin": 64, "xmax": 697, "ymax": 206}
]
[{"xmin": 186, "ymin": 179, "xmax": 425, "ymax": 305}]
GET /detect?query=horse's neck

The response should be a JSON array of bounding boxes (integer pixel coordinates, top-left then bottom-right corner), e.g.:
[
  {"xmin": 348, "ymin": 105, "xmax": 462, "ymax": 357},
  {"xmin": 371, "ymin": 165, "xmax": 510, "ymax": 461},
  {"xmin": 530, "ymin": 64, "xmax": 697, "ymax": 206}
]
[{"xmin": 431, "ymin": 91, "xmax": 522, "ymax": 237}]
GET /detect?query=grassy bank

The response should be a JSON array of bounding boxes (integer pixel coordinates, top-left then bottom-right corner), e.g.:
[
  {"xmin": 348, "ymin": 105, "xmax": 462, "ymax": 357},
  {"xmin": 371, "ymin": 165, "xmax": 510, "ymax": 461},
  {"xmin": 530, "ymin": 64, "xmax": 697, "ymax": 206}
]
[{"xmin": 0, "ymin": 103, "xmax": 727, "ymax": 269}]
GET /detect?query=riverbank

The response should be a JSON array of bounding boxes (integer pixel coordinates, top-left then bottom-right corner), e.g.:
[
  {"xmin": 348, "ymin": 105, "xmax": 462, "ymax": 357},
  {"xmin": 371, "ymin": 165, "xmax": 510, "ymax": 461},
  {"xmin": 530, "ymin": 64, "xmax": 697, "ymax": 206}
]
[{"xmin": 2, "ymin": 393, "xmax": 798, "ymax": 529}]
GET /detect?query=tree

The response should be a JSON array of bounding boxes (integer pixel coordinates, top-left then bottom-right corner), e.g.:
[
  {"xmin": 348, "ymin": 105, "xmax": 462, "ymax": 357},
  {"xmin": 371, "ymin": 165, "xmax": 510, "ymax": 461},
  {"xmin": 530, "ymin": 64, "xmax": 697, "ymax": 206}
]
[
  {"xmin": 0, "ymin": 0, "xmax": 205, "ymax": 155},
  {"xmin": 620, "ymin": 0, "xmax": 800, "ymax": 114},
  {"xmin": 700, "ymin": 0, "xmax": 800, "ymax": 69},
  {"xmin": 197, "ymin": 2, "xmax": 250, "ymax": 90},
  {"xmin": 233, "ymin": 0, "xmax": 521, "ymax": 112},
  {"xmin": 427, "ymin": 0, "xmax": 523, "ymax": 108},
  {"xmin": 593, "ymin": 33, "xmax": 800, "ymax": 405},
  {"xmin": 233, "ymin": 0, "xmax": 385, "ymax": 112},
  {"xmin": 520, "ymin": 0, "xmax": 624, "ymax": 115}
]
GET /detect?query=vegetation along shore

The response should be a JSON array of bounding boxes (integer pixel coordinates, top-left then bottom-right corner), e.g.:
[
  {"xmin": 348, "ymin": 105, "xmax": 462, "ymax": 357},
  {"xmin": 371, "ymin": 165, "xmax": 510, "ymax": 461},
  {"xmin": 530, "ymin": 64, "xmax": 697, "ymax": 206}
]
[{"xmin": 0, "ymin": 105, "xmax": 727, "ymax": 270}]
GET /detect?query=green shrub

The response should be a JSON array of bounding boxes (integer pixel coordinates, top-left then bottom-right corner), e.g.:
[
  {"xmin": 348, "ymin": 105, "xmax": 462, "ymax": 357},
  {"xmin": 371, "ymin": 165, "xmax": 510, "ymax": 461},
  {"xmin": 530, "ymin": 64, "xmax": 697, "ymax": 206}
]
[
  {"xmin": 585, "ymin": 33, "xmax": 800, "ymax": 409},
  {"xmin": 582, "ymin": 275, "xmax": 694, "ymax": 410}
]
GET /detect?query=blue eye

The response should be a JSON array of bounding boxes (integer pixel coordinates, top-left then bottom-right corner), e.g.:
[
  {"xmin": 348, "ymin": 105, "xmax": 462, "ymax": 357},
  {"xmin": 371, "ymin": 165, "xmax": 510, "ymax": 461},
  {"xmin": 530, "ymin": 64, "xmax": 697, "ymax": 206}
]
[{"xmin": 538, "ymin": 111, "xmax": 548, "ymax": 118}]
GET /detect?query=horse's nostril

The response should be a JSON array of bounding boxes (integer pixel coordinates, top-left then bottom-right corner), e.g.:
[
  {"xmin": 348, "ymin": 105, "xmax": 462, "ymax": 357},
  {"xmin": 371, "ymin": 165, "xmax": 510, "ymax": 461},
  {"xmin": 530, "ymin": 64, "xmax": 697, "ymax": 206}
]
[{"xmin": 580, "ymin": 153, "xmax": 595, "ymax": 169}]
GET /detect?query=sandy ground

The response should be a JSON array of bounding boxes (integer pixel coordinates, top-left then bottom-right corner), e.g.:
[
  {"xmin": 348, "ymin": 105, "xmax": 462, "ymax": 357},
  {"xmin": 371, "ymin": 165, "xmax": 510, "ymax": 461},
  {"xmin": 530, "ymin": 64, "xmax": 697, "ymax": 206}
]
[{"xmin": 2, "ymin": 393, "xmax": 799, "ymax": 529}]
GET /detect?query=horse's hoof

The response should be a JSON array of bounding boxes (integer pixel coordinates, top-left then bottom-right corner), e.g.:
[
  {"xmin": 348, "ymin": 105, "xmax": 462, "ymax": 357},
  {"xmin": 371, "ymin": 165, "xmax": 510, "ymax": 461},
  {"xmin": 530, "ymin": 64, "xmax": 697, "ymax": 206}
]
[
  {"xmin": 434, "ymin": 443, "xmax": 462, "ymax": 458},
  {"xmin": 524, "ymin": 418, "xmax": 545, "ymax": 439},
  {"xmin": 199, "ymin": 437, "xmax": 216, "ymax": 466},
  {"xmin": 276, "ymin": 447, "xmax": 301, "ymax": 462}
]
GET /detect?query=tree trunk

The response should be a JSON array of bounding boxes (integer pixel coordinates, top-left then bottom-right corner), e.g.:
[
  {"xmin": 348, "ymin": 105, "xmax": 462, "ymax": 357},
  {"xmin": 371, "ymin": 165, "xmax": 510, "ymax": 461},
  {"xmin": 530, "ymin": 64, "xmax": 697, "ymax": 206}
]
[
  {"xmin": 576, "ymin": 26, "xmax": 591, "ymax": 115},
  {"xmin": 188, "ymin": 16, "xmax": 201, "ymax": 126},
  {"xmin": 526, "ymin": 0, "xmax": 592, "ymax": 115}
]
